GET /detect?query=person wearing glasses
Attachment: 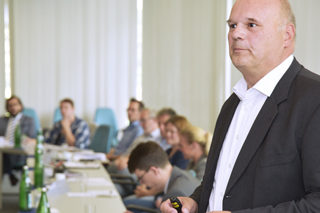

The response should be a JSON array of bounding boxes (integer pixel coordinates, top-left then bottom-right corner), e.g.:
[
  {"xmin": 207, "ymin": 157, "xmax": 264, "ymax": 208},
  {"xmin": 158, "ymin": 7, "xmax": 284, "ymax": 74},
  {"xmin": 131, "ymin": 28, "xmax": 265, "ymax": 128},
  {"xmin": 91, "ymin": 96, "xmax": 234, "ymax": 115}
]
[
  {"xmin": 0, "ymin": 95, "xmax": 36, "ymax": 186},
  {"xmin": 106, "ymin": 98, "xmax": 144, "ymax": 160},
  {"xmin": 124, "ymin": 141, "xmax": 200, "ymax": 213},
  {"xmin": 108, "ymin": 108, "xmax": 163, "ymax": 197}
]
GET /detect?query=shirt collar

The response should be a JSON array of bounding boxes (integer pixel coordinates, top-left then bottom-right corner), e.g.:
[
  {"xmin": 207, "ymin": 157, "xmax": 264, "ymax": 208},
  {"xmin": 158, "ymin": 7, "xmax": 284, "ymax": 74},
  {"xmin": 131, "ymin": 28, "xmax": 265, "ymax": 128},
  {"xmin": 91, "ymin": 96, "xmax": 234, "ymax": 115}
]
[
  {"xmin": 149, "ymin": 128, "xmax": 160, "ymax": 138},
  {"xmin": 233, "ymin": 55, "xmax": 294, "ymax": 99},
  {"xmin": 12, "ymin": 112, "xmax": 23, "ymax": 122},
  {"xmin": 130, "ymin": 120, "xmax": 140, "ymax": 126},
  {"xmin": 164, "ymin": 172, "xmax": 171, "ymax": 194}
]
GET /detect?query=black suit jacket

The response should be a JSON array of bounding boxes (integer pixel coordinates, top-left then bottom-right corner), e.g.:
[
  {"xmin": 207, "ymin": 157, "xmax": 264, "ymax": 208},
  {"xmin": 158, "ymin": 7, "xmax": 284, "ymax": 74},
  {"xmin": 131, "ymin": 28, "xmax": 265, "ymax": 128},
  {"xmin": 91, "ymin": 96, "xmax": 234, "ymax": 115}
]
[
  {"xmin": 190, "ymin": 58, "xmax": 320, "ymax": 213},
  {"xmin": 0, "ymin": 115, "xmax": 36, "ymax": 138}
]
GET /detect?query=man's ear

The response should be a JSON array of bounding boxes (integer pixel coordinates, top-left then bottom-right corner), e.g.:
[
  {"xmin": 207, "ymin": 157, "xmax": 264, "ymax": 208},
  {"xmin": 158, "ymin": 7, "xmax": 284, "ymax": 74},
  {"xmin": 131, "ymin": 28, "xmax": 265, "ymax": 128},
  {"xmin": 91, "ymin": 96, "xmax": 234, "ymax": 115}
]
[
  {"xmin": 284, "ymin": 23, "xmax": 295, "ymax": 48},
  {"xmin": 149, "ymin": 166, "xmax": 159, "ymax": 176}
]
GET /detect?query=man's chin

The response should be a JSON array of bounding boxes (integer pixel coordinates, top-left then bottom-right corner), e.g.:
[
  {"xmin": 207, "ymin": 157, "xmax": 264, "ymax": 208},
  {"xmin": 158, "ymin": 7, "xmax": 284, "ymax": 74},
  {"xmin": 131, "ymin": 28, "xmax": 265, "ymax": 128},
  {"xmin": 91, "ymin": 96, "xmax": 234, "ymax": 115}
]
[{"xmin": 10, "ymin": 112, "xmax": 19, "ymax": 117}]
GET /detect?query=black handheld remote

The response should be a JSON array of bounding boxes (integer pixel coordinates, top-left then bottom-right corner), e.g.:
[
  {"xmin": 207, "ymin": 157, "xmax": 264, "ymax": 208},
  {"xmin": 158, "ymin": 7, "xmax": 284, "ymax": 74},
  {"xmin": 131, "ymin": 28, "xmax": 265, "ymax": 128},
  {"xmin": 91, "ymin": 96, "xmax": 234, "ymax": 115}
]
[{"xmin": 170, "ymin": 196, "xmax": 182, "ymax": 213}]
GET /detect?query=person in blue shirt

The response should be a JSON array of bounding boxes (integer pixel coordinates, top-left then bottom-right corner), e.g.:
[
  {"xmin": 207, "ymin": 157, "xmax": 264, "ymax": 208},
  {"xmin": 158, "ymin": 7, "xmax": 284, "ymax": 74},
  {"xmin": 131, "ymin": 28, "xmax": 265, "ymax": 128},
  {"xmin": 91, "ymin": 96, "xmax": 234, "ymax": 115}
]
[
  {"xmin": 106, "ymin": 98, "xmax": 144, "ymax": 160},
  {"xmin": 45, "ymin": 98, "xmax": 90, "ymax": 149}
]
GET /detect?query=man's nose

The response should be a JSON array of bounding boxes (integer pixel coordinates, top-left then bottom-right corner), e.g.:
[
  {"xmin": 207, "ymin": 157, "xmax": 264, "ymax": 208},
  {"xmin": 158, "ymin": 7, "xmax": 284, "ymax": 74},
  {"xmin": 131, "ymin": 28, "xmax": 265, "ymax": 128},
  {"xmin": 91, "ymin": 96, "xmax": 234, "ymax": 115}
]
[{"xmin": 230, "ymin": 24, "xmax": 246, "ymax": 40}]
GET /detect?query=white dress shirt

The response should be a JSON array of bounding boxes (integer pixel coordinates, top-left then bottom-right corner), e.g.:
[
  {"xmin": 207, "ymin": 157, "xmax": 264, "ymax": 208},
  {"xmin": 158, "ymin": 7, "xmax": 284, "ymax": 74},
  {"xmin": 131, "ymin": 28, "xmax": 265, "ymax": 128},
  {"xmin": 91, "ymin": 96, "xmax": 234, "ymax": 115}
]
[
  {"xmin": 207, "ymin": 55, "xmax": 294, "ymax": 211},
  {"xmin": 5, "ymin": 112, "xmax": 23, "ymax": 143}
]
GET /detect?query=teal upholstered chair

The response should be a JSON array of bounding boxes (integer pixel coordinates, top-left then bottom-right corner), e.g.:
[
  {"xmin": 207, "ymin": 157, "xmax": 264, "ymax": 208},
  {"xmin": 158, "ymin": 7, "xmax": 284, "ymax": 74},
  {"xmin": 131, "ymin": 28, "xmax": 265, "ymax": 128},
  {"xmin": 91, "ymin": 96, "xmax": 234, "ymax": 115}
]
[
  {"xmin": 94, "ymin": 108, "xmax": 118, "ymax": 147},
  {"xmin": 89, "ymin": 125, "xmax": 114, "ymax": 153},
  {"xmin": 23, "ymin": 108, "xmax": 41, "ymax": 134},
  {"xmin": 53, "ymin": 107, "xmax": 62, "ymax": 124}
]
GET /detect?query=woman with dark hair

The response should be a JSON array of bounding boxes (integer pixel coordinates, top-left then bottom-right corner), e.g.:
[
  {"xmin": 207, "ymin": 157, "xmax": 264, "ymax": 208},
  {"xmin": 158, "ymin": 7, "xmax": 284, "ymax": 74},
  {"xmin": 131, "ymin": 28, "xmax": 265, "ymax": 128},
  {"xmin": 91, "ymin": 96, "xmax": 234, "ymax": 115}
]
[{"xmin": 164, "ymin": 115, "xmax": 190, "ymax": 169}]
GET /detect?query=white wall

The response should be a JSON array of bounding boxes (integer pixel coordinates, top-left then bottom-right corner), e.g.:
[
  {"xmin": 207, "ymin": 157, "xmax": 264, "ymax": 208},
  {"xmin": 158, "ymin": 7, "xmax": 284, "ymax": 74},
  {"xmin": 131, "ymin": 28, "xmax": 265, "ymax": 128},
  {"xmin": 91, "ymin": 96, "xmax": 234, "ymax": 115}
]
[
  {"xmin": 289, "ymin": 0, "xmax": 320, "ymax": 74},
  {"xmin": 0, "ymin": 0, "xmax": 5, "ymax": 115},
  {"xmin": 142, "ymin": 0, "xmax": 227, "ymax": 132},
  {"xmin": 9, "ymin": 0, "xmax": 137, "ymax": 129}
]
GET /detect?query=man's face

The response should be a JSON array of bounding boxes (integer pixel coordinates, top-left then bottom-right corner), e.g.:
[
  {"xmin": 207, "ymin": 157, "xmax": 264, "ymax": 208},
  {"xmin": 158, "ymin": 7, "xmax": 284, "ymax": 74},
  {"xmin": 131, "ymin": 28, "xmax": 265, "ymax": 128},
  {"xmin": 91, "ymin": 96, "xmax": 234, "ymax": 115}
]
[
  {"xmin": 140, "ymin": 110, "xmax": 156, "ymax": 134},
  {"xmin": 60, "ymin": 102, "xmax": 74, "ymax": 119},
  {"xmin": 134, "ymin": 168, "xmax": 160, "ymax": 191},
  {"xmin": 7, "ymin": 98, "xmax": 23, "ymax": 116},
  {"xmin": 127, "ymin": 102, "xmax": 141, "ymax": 122},
  {"xmin": 228, "ymin": 0, "xmax": 286, "ymax": 75},
  {"xmin": 157, "ymin": 114, "xmax": 171, "ymax": 138}
]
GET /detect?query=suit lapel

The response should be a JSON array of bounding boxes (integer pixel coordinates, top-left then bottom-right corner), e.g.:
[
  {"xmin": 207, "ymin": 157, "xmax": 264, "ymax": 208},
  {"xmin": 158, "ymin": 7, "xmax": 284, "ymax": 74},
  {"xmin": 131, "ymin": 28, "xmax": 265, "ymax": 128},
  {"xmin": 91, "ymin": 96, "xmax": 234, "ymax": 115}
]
[
  {"xmin": 225, "ymin": 95, "xmax": 278, "ymax": 193},
  {"xmin": 225, "ymin": 58, "xmax": 302, "ymax": 194},
  {"xmin": 199, "ymin": 94, "xmax": 240, "ymax": 213},
  {"xmin": 205, "ymin": 94, "xmax": 240, "ymax": 186}
]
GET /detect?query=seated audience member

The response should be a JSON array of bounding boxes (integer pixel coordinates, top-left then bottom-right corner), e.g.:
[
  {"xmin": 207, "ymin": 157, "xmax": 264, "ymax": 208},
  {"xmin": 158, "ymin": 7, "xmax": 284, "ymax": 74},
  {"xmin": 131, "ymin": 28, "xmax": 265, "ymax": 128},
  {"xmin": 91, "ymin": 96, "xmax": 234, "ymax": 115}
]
[
  {"xmin": 106, "ymin": 98, "xmax": 144, "ymax": 160},
  {"xmin": 179, "ymin": 126, "xmax": 212, "ymax": 181},
  {"xmin": 165, "ymin": 115, "xmax": 190, "ymax": 170},
  {"xmin": 124, "ymin": 141, "xmax": 200, "ymax": 213},
  {"xmin": 108, "ymin": 108, "xmax": 162, "ymax": 197},
  {"xmin": 45, "ymin": 98, "xmax": 90, "ymax": 149},
  {"xmin": 156, "ymin": 108, "xmax": 177, "ymax": 151},
  {"xmin": 123, "ymin": 115, "xmax": 191, "ymax": 202},
  {"xmin": 0, "ymin": 95, "xmax": 36, "ymax": 185}
]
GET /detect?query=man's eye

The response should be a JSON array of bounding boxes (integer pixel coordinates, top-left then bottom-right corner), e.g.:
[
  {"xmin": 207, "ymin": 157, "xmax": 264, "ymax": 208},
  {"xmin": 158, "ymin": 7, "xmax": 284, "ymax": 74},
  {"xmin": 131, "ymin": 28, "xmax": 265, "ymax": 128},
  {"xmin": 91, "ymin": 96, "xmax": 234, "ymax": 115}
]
[
  {"xmin": 249, "ymin": 23, "xmax": 257, "ymax": 27},
  {"xmin": 229, "ymin": 24, "xmax": 237, "ymax": 29}
]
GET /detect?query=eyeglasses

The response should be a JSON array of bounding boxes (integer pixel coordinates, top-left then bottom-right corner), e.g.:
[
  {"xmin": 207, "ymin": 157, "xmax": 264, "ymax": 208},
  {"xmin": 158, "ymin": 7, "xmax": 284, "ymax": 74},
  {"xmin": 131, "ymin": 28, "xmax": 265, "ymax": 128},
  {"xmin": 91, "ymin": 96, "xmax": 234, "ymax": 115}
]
[
  {"xmin": 137, "ymin": 168, "xmax": 150, "ymax": 182},
  {"xmin": 140, "ymin": 118, "xmax": 151, "ymax": 123},
  {"xmin": 127, "ymin": 108, "xmax": 138, "ymax": 112}
]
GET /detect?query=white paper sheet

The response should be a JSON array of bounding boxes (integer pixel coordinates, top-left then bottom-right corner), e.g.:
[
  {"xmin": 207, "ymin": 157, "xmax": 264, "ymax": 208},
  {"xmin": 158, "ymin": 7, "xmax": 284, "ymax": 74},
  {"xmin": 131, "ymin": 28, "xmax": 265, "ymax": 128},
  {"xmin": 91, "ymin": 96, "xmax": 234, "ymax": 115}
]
[{"xmin": 63, "ymin": 161, "xmax": 100, "ymax": 169}]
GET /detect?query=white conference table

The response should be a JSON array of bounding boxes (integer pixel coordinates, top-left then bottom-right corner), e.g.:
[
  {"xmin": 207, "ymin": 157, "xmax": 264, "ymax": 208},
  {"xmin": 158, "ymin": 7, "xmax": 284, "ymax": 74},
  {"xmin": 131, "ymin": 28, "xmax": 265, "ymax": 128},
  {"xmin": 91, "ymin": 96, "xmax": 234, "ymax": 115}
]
[
  {"xmin": 0, "ymin": 143, "xmax": 126, "ymax": 213},
  {"xmin": 47, "ymin": 165, "xmax": 126, "ymax": 213}
]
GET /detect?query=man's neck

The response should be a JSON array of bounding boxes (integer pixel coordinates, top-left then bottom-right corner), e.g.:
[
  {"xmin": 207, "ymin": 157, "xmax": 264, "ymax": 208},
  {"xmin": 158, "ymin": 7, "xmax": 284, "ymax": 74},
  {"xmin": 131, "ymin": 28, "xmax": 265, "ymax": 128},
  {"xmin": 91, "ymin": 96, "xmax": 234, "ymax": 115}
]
[
  {"xmin": 11, "ymin": 112, "xmax": 22, "ymax": 118},
  {"xmin": 192, "ymin": 149, "xmax": 204, "ymax": 164},
  {"xmin": 67, "ymin": 115, "xmax": 76, "ymax": 123},
  {"xmin": 146, "ymin": 127, "xmax": 158, "ymax": 135},
  {"xmin": 161, "ymin": 164, "xmax": 173, "ymax": 192},
  {"xmin": 240, "ymin": 53, "xmax": 293, "ymax": 89}
]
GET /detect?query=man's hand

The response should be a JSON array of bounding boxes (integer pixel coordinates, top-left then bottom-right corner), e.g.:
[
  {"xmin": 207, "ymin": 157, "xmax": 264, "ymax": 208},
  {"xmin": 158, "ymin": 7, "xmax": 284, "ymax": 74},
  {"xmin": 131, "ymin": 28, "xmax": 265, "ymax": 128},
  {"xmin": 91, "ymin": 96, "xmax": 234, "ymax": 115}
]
[
  {"xmin": 60, "ymin": 118, "xmax": 76, "ymax": 146},
  {"xmin": 22, "ymin": 137, "xmax": 36, "ymax": 145},
  {"xmin": 115, "ymin": 156, "xmax": 129, "ymax": 170},
  {"xmin": 160, "ymin": 197, "xmax": 198, "ymax": 213},
  {"xmin": 61, "ymin": 118, "xmax": 71, "ymax": 128},
  {"xmin": 134, "ymin": 184, "xmax": 152, "ymax": 197},
  {"xmin": 106, "ymin": 148, "xmax": 115, "ymax": 160},
  {"xmin": 155, "ymin": 197, "xmax": 163, "ymax": 209}
]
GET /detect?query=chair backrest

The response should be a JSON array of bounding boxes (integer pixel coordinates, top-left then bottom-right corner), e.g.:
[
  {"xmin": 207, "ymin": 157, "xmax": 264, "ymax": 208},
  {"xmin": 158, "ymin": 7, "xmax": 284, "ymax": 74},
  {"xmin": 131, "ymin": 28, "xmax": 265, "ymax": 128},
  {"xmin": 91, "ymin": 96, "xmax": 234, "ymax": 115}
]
[
  {"xmin": 23, "ymin": 108, "xmax": 41, "ymax": 133},
  {"xmin": 89, "ymin": 125, "xmax": 114, "ymax": 153},
  {"xmin": 53, "ymin": 107, "xmax": 63, "ymax": 123},
  {"xmin": 94, "ymin": 107, "xmax": 118, "ymax": 130},
  {"xmin": 94, "ymin": 108, "xmax": 118, "ymax": 147}
]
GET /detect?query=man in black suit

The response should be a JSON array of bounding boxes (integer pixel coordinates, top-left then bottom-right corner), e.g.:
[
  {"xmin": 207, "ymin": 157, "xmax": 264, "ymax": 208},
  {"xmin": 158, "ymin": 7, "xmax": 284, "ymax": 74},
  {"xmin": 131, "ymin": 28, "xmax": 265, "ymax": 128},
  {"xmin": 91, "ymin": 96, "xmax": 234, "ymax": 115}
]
[
  {"xmin": 0, "ymin": 95, "xmax": 36, "ymax": 185},
  {"xmin": 161, "ymin": 0, "xmax": 320, "ymax": 212}
]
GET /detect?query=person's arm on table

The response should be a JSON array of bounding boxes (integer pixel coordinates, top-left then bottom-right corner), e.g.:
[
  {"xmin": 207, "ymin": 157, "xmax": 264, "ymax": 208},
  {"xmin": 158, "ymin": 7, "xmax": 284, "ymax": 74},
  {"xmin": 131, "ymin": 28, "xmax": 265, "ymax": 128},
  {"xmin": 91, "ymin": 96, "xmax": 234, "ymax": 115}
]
[
  {"xmin": 115, "ymin": 156, "xmax": 129, "ymax": 170},
  {"xmin": 106, "ymin": 148, "xmax": 122, "ymax": 161}
]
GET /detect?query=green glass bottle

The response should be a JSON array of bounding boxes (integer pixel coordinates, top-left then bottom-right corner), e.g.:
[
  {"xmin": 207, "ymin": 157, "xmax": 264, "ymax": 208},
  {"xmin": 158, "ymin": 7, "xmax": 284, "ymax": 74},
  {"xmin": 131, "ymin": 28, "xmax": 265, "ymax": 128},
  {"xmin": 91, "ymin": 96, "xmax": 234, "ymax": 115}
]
[
  {"xmin": 14, "ymin": 121, "xmax": 21, "ymax": 148},
  {"xmin": 34, "ymin": 128, "xmax": 44, "ymax": 188},
  {"xmin": 19, "ymin": 165, "xmax": 32, "ymax": 211},
  {"xmin": 36, "ymin": 187, "xmax": 51, "ymax": 213}
]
